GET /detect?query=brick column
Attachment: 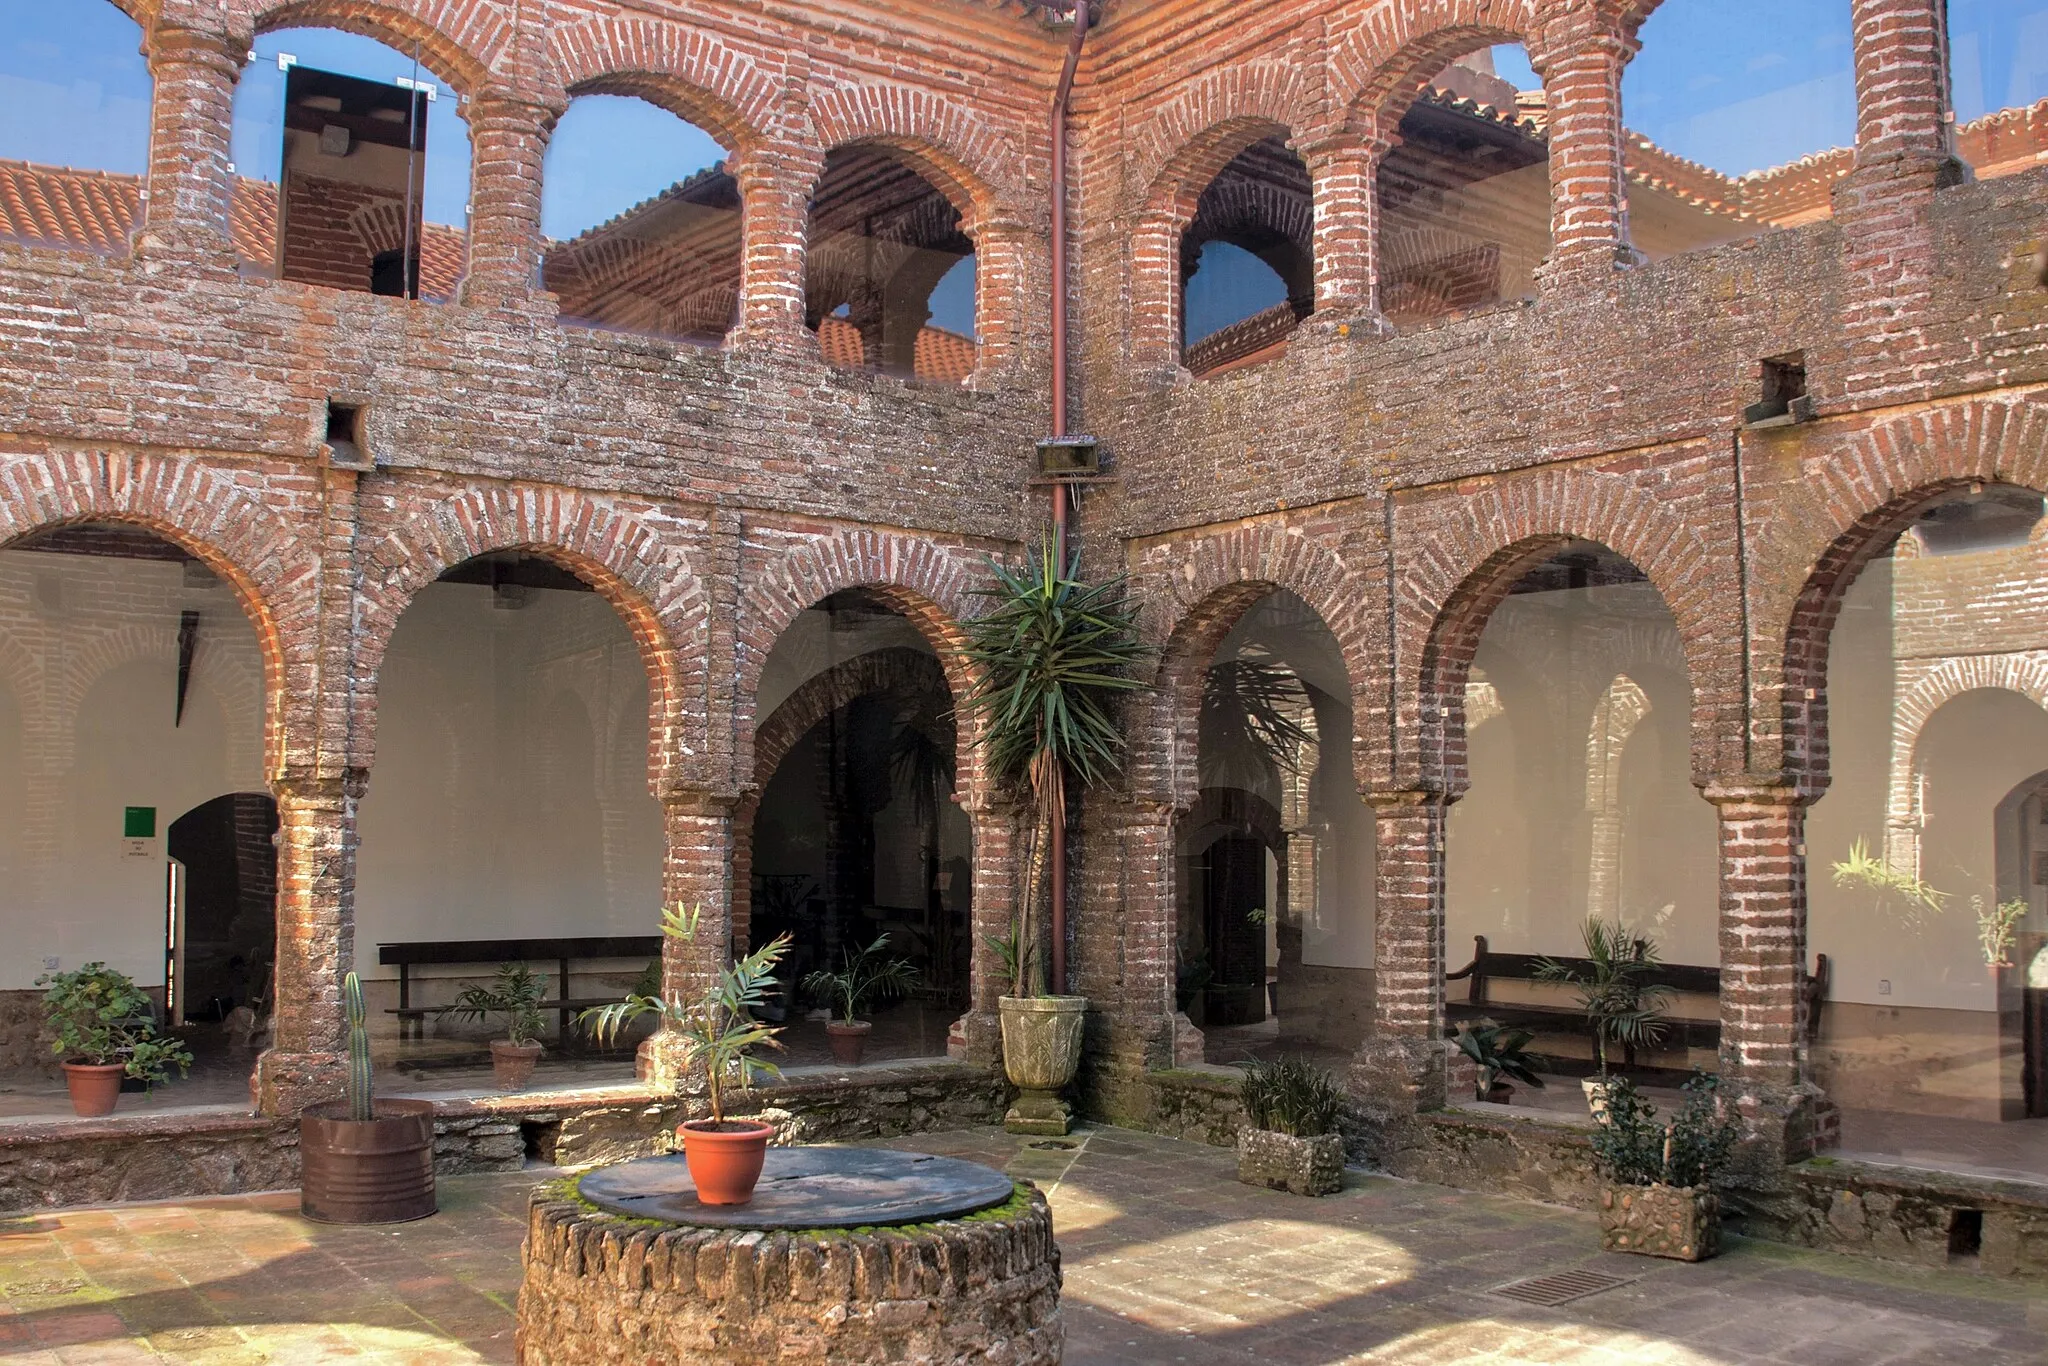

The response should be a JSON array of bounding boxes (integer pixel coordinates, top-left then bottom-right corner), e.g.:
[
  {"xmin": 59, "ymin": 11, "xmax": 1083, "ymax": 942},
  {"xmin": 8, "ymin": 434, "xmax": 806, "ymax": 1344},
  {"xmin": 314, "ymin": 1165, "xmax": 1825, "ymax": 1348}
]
[
  {"xmin": 1128, "ymin": 207, "xmax": 1192, "ymax": 373},
  {"xmin": 459, "ymin": 92, "xmax": 555, "ymax": 308},
  {"xmin": 1301, "ymin": 129, "xmax": 1395, "ymax": 330},
  {"xmin": 1707, "ymin": 781, "xmax": 1833, "ymax": 1166},
  {"xmin": 1111, "ymin": 798, "xmax": 1189, "ymax": 1067},
  {"xmin": 727, "ymin": 142, "xmax": 824, "ymax": 358},
  {"xmin": 964, "ymin": 216, "xmax": 1035, "ymax": 379},
  {"xmin": 1833, "ymin": 0, "xmax": 1960, "ymax": 399},
  {"xmin": 253, "ymin": 769, "xmax": 365, "ymax": 1116},
  {"xmin": 640, "ymin": 789, "xmax": 739, "ymax": 1088},
  {"xmin": 1348, "ymin": 789, "xmax": 1451, "ymax": 1117},
  {"xmin": 1530, "ymin": 13, "xmax": 1639, "ymax": 287},
  {"xmin": 137, "ymin": 19, "xmax": 242, "ymax": 266},
  {"xmin": 953, "ymin": 792, "xmax": 1021, "ymax": 1064},
  {"xmin": 729, "ymin": 793, "xmax": 759, "ymax": 953}
]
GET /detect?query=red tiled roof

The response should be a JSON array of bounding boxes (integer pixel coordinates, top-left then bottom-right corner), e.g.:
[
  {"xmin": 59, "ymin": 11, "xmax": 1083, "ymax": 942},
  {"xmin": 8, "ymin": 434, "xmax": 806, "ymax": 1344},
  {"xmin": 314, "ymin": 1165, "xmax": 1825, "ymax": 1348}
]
[{"xmin": 817, "ymin": 316, "xmax": 977, "ymax": 385}]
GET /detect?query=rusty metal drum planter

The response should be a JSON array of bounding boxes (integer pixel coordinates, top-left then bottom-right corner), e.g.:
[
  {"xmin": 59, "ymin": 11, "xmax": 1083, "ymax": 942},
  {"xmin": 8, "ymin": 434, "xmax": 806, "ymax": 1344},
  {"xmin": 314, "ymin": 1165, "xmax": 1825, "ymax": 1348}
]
[
  {"xmin": 515, "ymin": 1148, "xmax": 1063, "ymax": 1364},
  {"xmin": 299, "ymin": 1099, "xmax": 437, "ymax": 1224}
]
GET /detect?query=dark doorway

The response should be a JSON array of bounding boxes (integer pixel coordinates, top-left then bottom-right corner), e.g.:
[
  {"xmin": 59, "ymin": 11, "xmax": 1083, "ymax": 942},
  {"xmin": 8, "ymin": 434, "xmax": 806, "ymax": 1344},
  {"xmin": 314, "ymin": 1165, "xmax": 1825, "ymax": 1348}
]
[
  {"xmin": 1203, "ymin": 834, "xmax": 1269, "ymax": 1026},
  {"xmin": 167, "ymin": 793, "xmax": 278, "ymax": 1025},
  {"xmin": 1996, "ymin": 770, "xmax": 2048, "ymax": 1119}
]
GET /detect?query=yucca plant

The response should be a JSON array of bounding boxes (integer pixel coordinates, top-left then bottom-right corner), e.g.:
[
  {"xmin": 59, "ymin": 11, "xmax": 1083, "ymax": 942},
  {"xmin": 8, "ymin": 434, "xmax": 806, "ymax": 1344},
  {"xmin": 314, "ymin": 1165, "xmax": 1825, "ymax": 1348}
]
[
  {"xmin": 1536, "ymin": 918, "xmax": 1671, "ymax": 1077},
  {"xmin": 1199, "ymin": 652, "xmax": 1313, "ymax": 791},
  {"xmin": 958, "ymin": 537, "xmax": 1151, "ymax": 997},
  {"xmin": 582, "ymin": 904, "xmax": 791, "ymax": 1123}
]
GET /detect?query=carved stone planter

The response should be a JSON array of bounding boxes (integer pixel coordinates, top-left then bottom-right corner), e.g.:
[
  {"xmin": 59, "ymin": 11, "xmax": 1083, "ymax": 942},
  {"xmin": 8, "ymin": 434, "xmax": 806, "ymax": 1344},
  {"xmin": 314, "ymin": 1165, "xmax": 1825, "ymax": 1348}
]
[
  {"xmin": 1599, "ymin": 1183, "xmax": 1720, "ymax": 1261},
  {"xmin": 1236, "ymin": 1127, "xmax": 1343, "ymax": 1197},
  {"xmin": 999, "ymin": 995, "xmax": 1086, "ymax": 1136}
]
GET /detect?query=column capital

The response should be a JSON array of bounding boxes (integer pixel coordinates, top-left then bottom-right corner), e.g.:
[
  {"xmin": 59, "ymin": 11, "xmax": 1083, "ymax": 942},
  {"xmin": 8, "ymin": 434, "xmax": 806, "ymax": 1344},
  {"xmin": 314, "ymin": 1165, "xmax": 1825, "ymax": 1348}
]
[
  {"xmin": 1701, "ymin": 780, "xmax": 1807, "ymax": 809},
  {"xmin": 1360, "ymin": 786, "xmax": 1456, "ymax": 811},
  {"xmin": 657, "ymin": 785, "xmax": 746, "ymax": 817},
  {"xmin": 145, "ymin": 16, "xmax": 249, "ymax": 68},
  {"xmin": 273, "ymin": 767, "xmax": 370, "ymax": 803}
]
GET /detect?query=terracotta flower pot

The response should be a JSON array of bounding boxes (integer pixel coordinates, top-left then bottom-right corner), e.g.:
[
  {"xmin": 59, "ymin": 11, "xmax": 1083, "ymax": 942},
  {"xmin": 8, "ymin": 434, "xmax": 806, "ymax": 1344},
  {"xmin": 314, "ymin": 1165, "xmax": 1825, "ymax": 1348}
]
[
  {"xmin": 825, "ymin": 1020, "xmax": 871, "ymax": 1066},
  {"xmin": 490, "ymin": 1040, "xmax": 544, "ymax": 1091},
  {"xmin": 62, "ymin": 1062, "xmax": 125, "ymax": 1118},
  {"xmin": 679, "ymin": 1119, "xmax": 776, "ymax": 1205},
  {"xmin": 1486, "ymin": 1079, "xmax": 1515, "ymax": 1105}
]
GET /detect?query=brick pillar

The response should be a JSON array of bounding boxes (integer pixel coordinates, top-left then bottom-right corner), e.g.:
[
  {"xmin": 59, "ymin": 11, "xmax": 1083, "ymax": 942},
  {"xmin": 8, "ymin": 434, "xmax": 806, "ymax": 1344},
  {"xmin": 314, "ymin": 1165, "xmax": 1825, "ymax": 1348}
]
[
  {"xmin": 727, "ymin": 142, "xmax": 824, "ymax": 357},
  {"xmin": 1301, "ymin": 128, "xmax": 1395, "ymax": 330},
  {"xmin": 253, "ymin": 769, "xmax": 364, "ymax": 1116},
  {"xmin": 1108, "ymin": 798, "xmax": 1188, "ymax": 1068},
  {"xmin": 1707, "ymin": 781, "xmax": 1833, "ymax": 1167},
  {"xmin": 1833, "ymin": 0, "xmax": 1960, "ymax": 400},
  {"xmin": 953, "ymin": 793, "xmax": 1020, "ymax": 1063},
  {"xmin": 640, "ymin": 789, "xmax": 738, "ymax": 1088},
  {"xmin": 459, "ymin": 92, "xmax": 555, "ymax": 308},
  {"xmin": 1348, "ymin": 790, "xmax": 1450, "ymax": 1118},
  {"xmin": 730, "ymin": 793, "xmax": 759, "ymax": 954},
  {"xmin": 964, "ymin": 216, "xmax": 1034, "ymax": 379},
  {"xmin": 1530, "ymin": 13, "xmax": 1639, "ymax": 287},
  {"xmin": 137, "ymin": 19, "xmax": 242, "ymax": 266},
  {"xmin": 1128, "ymin": 207, "xmax": 1193, "ymax": 373}
]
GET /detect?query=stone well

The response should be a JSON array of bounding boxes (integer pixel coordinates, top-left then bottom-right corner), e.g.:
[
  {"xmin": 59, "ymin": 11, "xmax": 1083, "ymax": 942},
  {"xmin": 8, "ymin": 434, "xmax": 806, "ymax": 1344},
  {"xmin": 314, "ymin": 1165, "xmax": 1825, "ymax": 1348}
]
[{"xmin": 515, "ymin": 1149, "xmax": 1062, "ymax": 1364}]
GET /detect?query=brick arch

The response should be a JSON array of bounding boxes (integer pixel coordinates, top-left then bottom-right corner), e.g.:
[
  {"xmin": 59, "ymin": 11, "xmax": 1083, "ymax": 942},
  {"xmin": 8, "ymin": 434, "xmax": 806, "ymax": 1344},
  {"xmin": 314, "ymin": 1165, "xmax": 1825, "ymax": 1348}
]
[
  {"xmin": 735, "ymin": 530, "xmax": 991, "ymax": 797},
  {"xmin": 805, "ymin": 85, "xmax": 1026, "ymax": 227},
  {"xmin": 0, "ymin": 452, "xmax": 307, "ymax": 780},
  {"xmin": 1767, "ymin": 396, "xmax": 2048, "ymax": 790},
  {"xmin": 53, "ymin": 619, "xmax": 269, "ymax": 779},
  {"xmin": 1127, "ymin": 60, "xmax": 1313, "ymax": 217},
  {"xmin": 544, "ymin": 18, "xmax": 784, "ymax": 153},
  {"xmin": 1328, "ymin": 2, "xmax": 1537, "ymax": 133},
  {"xmin": 1402, "ymin": 470, "xmax": 1730, "ymax": 795},
  {"xmin": 753, "ymin": 646, "xmax": 952, "ymax": 793},
  {"xmin": 1885, "ymin": 663, "xmax": 2048, "ymax": 880},
  {"xmin": 353, "ymin": 485, "xmax": 705, "ymax": 790},
  {"xmin": 1129, "ymin": 523, "xmax": 1374, "ymax": 809},
  {"xmin": 241, "ymin": 0, "xmax": 502, "ymax": 95}
]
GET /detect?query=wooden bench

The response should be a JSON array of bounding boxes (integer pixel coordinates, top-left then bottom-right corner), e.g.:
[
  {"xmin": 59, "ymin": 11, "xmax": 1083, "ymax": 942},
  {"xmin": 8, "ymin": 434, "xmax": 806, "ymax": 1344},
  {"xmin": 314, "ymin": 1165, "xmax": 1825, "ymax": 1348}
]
[
  {"xmin": 377, "ymin": 937, "xmax": 663, "ymax": 1042},
  {"xmin": 1444, "ymin": 934, "xmax": 1830, "ymax": 1061}
]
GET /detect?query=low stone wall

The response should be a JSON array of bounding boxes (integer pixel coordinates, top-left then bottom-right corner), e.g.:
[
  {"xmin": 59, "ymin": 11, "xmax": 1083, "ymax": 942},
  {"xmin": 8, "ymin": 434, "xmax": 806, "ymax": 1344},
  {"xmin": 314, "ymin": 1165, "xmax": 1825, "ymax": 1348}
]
[
  {"xmin": 0, "ymin": 1111, "xmax": 298, "ymax": 1212},
  {"xmin": 1087, "ymin": 1064, "xmax": 1244, "ymax": 1147},
  {"xmin": 1381, "ymin": 1105, "xmax": 1607, "ymax": 1210},
  {"xmin": 515, "ymin": 1182, "xmax": 1063, "ymax": 1364},
  {"xmin": 1747, "ymin": 1157, "xmax": 2048, "ymax": 1278}
]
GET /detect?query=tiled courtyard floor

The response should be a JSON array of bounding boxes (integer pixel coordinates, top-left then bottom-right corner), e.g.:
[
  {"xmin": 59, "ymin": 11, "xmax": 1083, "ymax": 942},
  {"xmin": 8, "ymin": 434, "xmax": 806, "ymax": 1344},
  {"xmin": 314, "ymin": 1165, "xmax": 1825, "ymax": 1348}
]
[{"xmin": 1, "ymin": 1125, "xmax": 2042, "ymax": 1364}]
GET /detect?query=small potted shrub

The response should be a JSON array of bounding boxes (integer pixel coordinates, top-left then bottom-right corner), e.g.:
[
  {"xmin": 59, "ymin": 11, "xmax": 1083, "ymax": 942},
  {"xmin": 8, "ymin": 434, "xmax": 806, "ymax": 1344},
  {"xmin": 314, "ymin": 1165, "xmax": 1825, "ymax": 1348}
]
[
  {"xmin": 300, "ymin": 971, "xmax": 437, "ymax": 1223},
  {"xmin": 584, "ymin": 904, "xmax": 791, "ymax": 1205},
  {"xmin": 441, "ymin": 963, "xmax": 549, "ymax": 1090},
  {"xmin": 1452, "ymin": 1019, "xmax": 1546, "ymax": 1104},
  {"xmin": 801, "ymin": 933, "xmax": 920, "ymax": 1066},
  {"xmin": 1236, "ymin": 1056, "xmax": 1345, "ymax": 1196},
  {"xmin": 37, "ymin": 962, "xmax": 193, "ymax": 1117},
  {"xmin": 1536, "ymin": 918, "xmax": 1670, "ymax": 1119},
  {"xmin": 1591, "ymin": 1070, "xmax": 1739, "ymax": 1262}
]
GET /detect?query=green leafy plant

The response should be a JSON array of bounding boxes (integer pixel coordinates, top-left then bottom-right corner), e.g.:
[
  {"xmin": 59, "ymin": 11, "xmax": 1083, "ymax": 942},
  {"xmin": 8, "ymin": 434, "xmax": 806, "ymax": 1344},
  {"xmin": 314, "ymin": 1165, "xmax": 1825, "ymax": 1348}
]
[
  {"xmin": 1975, "ymin": 895, "xmax": 2029, "ymax": 969},
  {"xmin": 1452, "ymin": 1019, "xmax": 1547, "ymax": 1100},
  {"xmin": 1831, "ymin": 837, "xmax": 1948, "ymax": 929},
  {"xmin": 631, "ymin": 959, "xmax": 662, "ymax": 1001},
  {"xmin": 958, "ymin": 538, "xmax": 1151, "ymax": 997},
  {"xmin": 1590, "ymin": 1071, "xmax": 1740, "ymax": 1189},
  {"xmin": 1238, "ymin": 1055, "xmax": 1343, "ymax": 1138},
  {"xmin": 802, "ymin": 934, "xmax": 922, "ymax": 1025},
  {"xmin": 1535, "ymin": 918, "xmax": 1671, "ymax": 1077},
  {"xmin": 1199, "ymin": 654, "xmax": 1313, "ymax": 790},
  {"xmin": 582, "ymin": 904, "xmax": 791, "ymax": 1123},
  {"xmin": 441, "ymin": 962, "xmax": 550, "ymax": 1046},
  {"xmin": 36, "ymin": 962, "xmax": 193, "ymax": 1085}
]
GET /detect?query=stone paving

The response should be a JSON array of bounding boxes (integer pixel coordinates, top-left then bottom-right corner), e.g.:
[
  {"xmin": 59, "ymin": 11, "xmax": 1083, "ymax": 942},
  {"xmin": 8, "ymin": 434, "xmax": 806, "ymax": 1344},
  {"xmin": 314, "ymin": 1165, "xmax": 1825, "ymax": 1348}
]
[{"xmin": 1, "ymin": 1124, "xmax": 2043, "ymax": 1364}]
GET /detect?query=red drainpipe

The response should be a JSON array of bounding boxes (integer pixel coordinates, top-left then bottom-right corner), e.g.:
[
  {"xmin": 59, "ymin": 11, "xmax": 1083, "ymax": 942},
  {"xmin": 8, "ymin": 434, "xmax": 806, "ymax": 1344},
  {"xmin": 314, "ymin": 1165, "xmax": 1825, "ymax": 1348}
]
[{"xmin": 1047, "ymin": 0, "xmax": 1089, "ymax": 997}]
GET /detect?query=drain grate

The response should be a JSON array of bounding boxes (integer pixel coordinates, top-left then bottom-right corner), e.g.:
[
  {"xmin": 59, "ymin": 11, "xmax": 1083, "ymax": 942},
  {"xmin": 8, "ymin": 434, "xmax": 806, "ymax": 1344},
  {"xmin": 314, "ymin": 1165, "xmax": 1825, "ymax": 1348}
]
[
  {"xmin": 1027, "ymin": 1139, "xmax": 1077, "ymax": 1151},
  {"xmin": 1488, "ymin": 1268, "xmax": 1636, "ymax": 1307}
]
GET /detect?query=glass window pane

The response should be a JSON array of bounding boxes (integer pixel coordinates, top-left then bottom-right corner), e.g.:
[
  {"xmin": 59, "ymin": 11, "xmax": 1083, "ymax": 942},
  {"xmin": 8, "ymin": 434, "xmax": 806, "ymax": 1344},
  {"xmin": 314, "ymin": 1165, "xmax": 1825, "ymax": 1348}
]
[
  {"xmin": 1951, "ymin": 0, "xmax": 2048, "ymax": 179},
  {"xmin": 0, "ymin": 1, "xmax": 152, "ymax": 255}
]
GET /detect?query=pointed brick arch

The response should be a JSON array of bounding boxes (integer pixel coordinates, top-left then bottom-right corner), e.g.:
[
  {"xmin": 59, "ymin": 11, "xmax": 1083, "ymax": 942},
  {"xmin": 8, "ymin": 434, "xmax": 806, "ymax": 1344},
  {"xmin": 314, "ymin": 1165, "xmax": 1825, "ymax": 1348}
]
[
  {"xmin": 1764, "ymin": 394, "xmax": 2048, "ymax": 790},
  {"xmin": 1398, "ymin": 467, "xmax": 1732, "ymax": 794},
  {"xmin": 353, "ymin": 483, "xmax": 706, "ymax": 790},
  {"xmin": 242, "ymin": 0, "xmax": 502, "ymax": 95},
  {"xmin": 0, "ymin": 451, "xmax": 309, "ymax": 779},
  {"xmin": 544, "ymin": 17, "xmax": 785, "ymax": 153},
  {"xmin": 1129, "ymin": 520, "xmax": 1375, "ymax": 809}
]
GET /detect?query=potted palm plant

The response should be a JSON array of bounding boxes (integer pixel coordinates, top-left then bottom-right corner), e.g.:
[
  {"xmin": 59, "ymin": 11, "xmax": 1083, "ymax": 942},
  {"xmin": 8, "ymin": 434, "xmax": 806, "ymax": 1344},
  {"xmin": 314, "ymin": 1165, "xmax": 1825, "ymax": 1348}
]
[
  {"xmin": 299, "ymin": 971, "xmax": 437, "ymax": 1223},
  {"xmin": 440, "ymin": 963, "xmax": 549, "ymax": 1090},
  {"xmin": 1592, "ymin": 1070, "xmax": 1739, "ymax": 1261},
  {"xmin": 583, "ymin": 904, "xmax": 791, "ymax": 1205},
  {"xmin": 959, "ymin": 538, "xmax": 1150, "ymax": 1136},
  {"xmin": 1451, "ymin": 1019, "xmax": 1547, "ymax": 1104},
  {"xmin": 802, "ymin": 933, "xmax": 921, "ymax": 1066},
  {"xmin": 36, "ymin": 962, "xmax": 193, "ymax": 1117},
  {"xmin": 1536, "ymin": 918, "xmax": 1670, "ymax": 1119},
  {"xmin": 1236, "ymin": 1056, "xmax": 1345, "ymax": 1196}
]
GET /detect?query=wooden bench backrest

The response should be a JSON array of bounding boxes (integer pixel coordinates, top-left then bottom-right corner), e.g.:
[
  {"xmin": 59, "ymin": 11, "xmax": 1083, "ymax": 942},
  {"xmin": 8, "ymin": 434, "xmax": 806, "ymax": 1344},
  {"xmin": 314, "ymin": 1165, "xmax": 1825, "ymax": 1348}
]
[
  {"xmin": 377, "ymin": 936, "xmax": 663, "ymax": 966},
  {"xmin": 1447, "ymin": 934, "xmax": 1830, "ymax": 1019}
]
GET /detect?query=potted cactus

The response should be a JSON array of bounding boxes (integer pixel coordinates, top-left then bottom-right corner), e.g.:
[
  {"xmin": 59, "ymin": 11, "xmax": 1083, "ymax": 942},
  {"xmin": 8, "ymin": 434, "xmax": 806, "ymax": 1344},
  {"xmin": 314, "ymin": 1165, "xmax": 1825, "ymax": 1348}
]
[
  {"xmin": 440, "ymin": 963, "xmax": 549, "ymax": 1090},
  {"xmin": 802, "ymin": 934, "xmax": 921, "ymax": 1066},
  {"xmin": 298, "ymin": 971, "xmax": 437, "ymax": 1223},
  {"xmin": 36, "ymin": 962, "xmax": 193, "ymax": 1117}
]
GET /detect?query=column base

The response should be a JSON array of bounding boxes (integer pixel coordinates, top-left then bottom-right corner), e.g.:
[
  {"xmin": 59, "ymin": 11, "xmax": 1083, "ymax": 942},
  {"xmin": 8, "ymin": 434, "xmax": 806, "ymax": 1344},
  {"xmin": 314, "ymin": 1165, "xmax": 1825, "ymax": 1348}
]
[
  {"xmin": 637, "ymin": 1032, "xmax": 701, "ymax": 1091},
  {"xmin": 131, "ymin": 227, "xmax": 240, "ymax": 276},
  {"xmin": 252, "ymin": 1049, "xmax": 347, "ymax": 1117},
  {"xmin": 1346, "ymin": 1035, "xmax": 1448, "ymax": 1120},
  {"xmin": 1730, "ymin": 1080, "xmax": 1836, "ymax": 1176},
  {"xmin": 949, "ymin": 1009, "xmax": 1001, "ymax": 1064},
  {"xmin": 1004, "ymin": 1089, "xmax": 1073, "ymax": 1136},
  {"xmin": 1171, "ymin": 1011, "xmax": 1205, "ymax": 1067}
]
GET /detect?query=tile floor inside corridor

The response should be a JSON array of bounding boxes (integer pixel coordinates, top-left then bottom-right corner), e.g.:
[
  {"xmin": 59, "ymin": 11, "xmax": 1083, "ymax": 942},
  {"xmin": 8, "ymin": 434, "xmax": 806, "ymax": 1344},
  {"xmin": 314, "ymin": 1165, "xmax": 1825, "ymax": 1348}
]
[{"xmin": 2, "ymin": 1126, "xmax": 2043, "ymax": 1364}]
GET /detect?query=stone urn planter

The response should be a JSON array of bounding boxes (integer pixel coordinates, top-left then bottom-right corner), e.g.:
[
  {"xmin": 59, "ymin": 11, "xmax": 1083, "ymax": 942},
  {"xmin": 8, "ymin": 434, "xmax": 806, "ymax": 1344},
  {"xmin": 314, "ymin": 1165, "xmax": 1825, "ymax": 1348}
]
[
  {"xmin": 1599, "ymin": 1182, "xmax": 1720, "ymax": 1261},
  {"xmin": 1236, "ymin": 1127, "xmax": 1343, "ymax": 1197},
  {"xmin": 489, "ymin": 1040, "xmax": 543, "ymax": 1090},
  {"xmin": 999, "ymin": 995, "xmax": 1087, "ymax": 1135},
  {"xmin": 825, "ymin": 1019, "xmax": 871, "ymax": 1066}
]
